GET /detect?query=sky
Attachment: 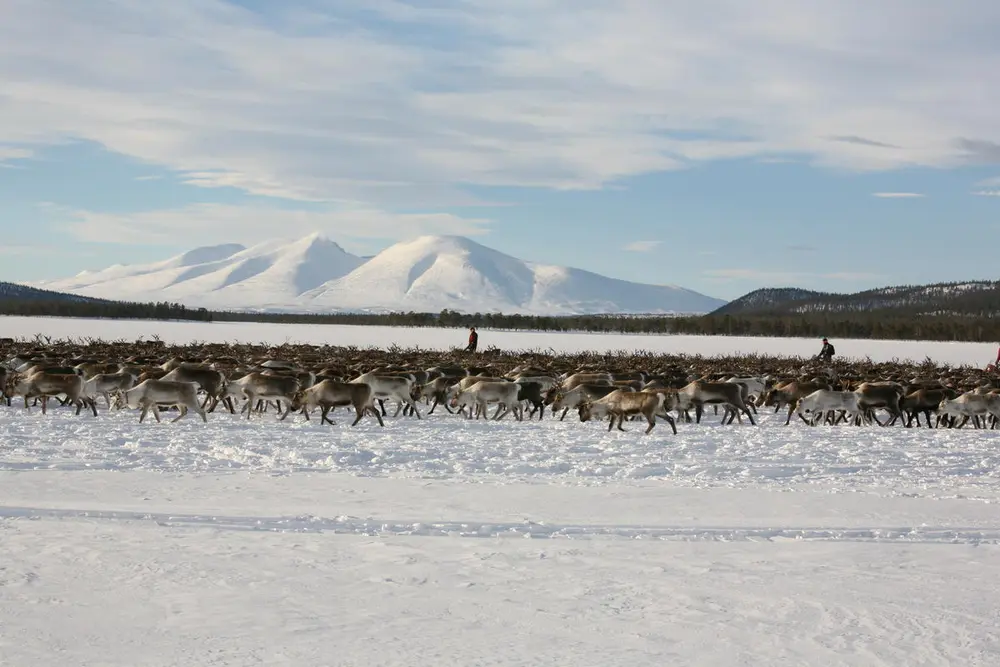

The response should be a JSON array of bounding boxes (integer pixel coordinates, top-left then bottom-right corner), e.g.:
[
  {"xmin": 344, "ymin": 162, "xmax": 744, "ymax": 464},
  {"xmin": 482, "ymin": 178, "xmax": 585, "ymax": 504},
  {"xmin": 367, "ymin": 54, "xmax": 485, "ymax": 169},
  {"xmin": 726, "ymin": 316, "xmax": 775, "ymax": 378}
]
[{"xmin": 1, "ymin": 0, "xmax": 998, "ymax": 301}]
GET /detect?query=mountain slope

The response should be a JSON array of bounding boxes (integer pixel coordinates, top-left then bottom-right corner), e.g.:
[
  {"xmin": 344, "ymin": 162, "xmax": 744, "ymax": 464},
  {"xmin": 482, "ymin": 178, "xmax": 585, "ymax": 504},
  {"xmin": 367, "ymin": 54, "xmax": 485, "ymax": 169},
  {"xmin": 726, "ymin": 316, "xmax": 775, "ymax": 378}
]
[
  {"xmin": 300, "ymin": 235, "xmax": 725, "ymax": 314},
  {"xmin": 36, "ymin": 233, "xmax": 727, "ymax": 315},
  {"xmin": 0, "ymin": 282, "xmax": 107, "ymax": 304},
  {"xmin": 36, "ymin": 234, "xmax": 366, "ymax": 310},
  {"xmin": 711, "ymin": 287, "xmax": 828, "ymax": 315},
  {"xmin": 714, "ymin": 281, "xmax": 1000, "ymax": 317}
]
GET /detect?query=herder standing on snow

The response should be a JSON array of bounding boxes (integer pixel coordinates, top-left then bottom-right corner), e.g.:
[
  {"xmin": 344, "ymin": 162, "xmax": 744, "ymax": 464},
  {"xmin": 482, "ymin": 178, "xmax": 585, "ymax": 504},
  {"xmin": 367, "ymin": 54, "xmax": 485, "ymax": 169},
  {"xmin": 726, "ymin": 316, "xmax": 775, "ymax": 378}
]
[
  {"xmin": 817, "ymin": 337, "xmax": 835, "ymax": 362},
  {"xmin": 465, "ymin": 326, "xmax": 479, "ymax": 353},
  {"xmin": 988, "ymin": 344, "xmax": 1000, "ymax": 372}
]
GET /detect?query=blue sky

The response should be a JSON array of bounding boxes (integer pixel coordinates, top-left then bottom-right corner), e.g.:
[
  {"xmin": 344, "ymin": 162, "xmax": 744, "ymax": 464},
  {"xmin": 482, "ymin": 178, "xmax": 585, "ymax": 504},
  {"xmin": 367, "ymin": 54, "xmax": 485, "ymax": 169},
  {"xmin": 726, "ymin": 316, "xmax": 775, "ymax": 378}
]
[{"xmin": 1, "ymin": 0, "xmax": 998, "ymax": 301}]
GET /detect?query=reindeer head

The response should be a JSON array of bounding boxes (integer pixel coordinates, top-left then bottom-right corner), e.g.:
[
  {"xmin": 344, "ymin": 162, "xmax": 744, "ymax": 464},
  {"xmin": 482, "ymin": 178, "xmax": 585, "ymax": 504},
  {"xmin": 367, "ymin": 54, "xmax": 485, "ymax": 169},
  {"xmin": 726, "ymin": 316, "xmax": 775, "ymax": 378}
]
[{"xmin": 289, "ymin": 389, "xmax": 307, "ymax": 412}]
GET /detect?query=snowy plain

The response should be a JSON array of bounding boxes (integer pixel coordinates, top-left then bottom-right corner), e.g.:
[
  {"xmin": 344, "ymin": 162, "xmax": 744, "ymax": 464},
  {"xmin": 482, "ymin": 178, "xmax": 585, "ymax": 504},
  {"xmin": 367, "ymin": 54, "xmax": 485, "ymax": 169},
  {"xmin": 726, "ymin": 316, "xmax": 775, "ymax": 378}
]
[
  {"xmin": 3, "ymin": 316, "xmax": 1000, "ymax": 665},
  {"xmin": 1, "ymin": 314, "xmax": 997, "ymax": 366}
]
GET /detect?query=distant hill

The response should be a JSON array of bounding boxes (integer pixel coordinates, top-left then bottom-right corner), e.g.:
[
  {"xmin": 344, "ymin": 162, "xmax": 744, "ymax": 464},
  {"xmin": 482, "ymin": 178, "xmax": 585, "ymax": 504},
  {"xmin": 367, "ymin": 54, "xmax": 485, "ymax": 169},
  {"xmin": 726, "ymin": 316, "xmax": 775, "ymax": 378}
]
[
  {"xmin": 712, "ymin": 288, "xmax": 828, "ymax": 315},
  {"xmin": 712, "ymin": 281, "xmax": 1000, "ymax": 317},
  {"xmin": 0, "ymin": 281, "xmax": 107, "ymax": 304}
]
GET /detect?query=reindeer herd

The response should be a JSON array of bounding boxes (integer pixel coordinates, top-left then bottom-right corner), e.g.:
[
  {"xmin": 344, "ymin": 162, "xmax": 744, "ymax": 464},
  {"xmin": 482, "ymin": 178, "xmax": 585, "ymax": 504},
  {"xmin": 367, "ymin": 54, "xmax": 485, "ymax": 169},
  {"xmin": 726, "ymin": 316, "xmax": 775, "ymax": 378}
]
[{"xmin": 2, "ymin": 339, "xmax": 999, "ymax": 433}]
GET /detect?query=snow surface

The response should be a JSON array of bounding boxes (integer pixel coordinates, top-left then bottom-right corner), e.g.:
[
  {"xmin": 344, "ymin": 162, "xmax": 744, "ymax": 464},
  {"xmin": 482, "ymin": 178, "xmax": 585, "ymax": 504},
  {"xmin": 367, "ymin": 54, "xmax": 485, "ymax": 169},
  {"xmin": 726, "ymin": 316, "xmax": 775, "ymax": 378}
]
[
  {"xmin": 4, "ymin": 318, "xmax": 1000, "ymax": 664},
  {"xmin": 1, "ymin": 314, "xmax": 996, "ymax": 367},
  {"xmin": 4, "ymin": 393, "xmax": 1000, "ymax": 665},
  {"xmin": 34, "ymin": 233, "xmax": 726, "ymax": 315}
]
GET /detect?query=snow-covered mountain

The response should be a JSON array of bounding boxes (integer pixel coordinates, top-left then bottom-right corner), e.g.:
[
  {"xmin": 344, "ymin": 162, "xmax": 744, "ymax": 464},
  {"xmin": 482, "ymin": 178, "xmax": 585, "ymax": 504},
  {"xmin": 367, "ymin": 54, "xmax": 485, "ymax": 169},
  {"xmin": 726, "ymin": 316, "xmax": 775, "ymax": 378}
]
[
  {"xmin": 36, "ymin": 234, "xmax": 726, "ymax": 314},
  {"xmin": 36, "ymin": 233, "xmax": 365, "ymax": 310}
]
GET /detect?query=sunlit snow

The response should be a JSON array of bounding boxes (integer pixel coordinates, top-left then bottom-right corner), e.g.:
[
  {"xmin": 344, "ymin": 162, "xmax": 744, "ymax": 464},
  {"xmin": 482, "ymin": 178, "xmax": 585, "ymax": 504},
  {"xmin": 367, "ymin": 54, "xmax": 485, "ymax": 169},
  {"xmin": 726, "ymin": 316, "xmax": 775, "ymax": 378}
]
[{"xmin": 2, "ymin": 316, "xmax": 1000, "ymax": 665}]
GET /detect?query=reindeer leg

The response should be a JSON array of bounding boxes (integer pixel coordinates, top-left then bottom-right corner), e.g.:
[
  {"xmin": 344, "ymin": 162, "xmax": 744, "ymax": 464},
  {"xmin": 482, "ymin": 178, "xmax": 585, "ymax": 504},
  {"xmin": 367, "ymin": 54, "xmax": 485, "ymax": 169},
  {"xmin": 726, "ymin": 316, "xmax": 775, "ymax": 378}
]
[
  {"xmin": 644, "ymin": 413, "xmax": 655, "ymax": 434},
  {"xmin": 170, "ymin": 405, "xmax": 188, "ymax": 423}
]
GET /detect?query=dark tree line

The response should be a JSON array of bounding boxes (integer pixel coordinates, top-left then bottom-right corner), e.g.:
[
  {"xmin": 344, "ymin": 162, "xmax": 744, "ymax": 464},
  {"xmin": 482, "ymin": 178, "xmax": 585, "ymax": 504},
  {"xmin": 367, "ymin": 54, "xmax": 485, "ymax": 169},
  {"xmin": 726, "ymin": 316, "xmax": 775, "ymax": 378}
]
[{"xmin": 1, "ymin": 299, "xmax": 998, "ymax": 342}]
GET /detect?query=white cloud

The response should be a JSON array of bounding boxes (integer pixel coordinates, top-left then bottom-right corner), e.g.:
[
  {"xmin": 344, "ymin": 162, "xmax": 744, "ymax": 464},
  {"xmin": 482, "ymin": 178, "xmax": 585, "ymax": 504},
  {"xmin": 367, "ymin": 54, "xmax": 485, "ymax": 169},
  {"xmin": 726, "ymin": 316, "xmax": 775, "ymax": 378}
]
[
  {"xmin": 0, "ymin": 146, "xmax": 32, "ymax": 164},
  {"xmin": 972, "ymin": 190, "xmax": 1000, "ymax": 196},
  {"xmin": 623, "ymin": 240, "xmax": 661, "ymax": 252},
  {"xmin": 1, "ymin": 1, "xmax": 999, "ymax": 208},
  {"xmin": 871, "ymin": 192, "xmax": 925, "ymax": 198},
  {"xmin": 48, "ymin": 202, "xmax": 490, "ymax": 247}
]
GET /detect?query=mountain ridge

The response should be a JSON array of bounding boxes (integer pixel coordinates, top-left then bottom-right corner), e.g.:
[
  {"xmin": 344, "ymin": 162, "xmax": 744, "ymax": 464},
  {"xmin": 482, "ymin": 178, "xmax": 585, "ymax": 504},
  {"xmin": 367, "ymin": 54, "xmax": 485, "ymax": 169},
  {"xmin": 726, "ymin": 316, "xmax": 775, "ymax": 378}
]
[
  {"xmin": 712, "ymin": 281, "xmax": 1000, "ymax": 317},
  {"xmin": 35, "ymin": 233, "xmax": 726, "ymax": 315}
]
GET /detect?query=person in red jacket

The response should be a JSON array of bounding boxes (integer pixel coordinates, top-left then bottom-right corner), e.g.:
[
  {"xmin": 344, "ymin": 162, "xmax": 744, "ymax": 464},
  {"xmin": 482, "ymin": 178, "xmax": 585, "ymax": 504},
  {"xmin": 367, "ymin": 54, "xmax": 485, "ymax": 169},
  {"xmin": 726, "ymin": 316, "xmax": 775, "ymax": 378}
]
[
  {"xmin": 464, "ymin": 326, "xmax": 478, "ymax": 353},
  {"xmin": 988, "ymin": 345, "xmax": 1000, "ymax": 372}
]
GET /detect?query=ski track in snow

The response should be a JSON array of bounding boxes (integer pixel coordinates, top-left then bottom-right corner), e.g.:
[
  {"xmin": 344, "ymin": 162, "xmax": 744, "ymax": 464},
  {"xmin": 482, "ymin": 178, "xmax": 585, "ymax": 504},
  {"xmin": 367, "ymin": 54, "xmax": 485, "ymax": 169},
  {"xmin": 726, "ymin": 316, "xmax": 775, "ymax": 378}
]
[{"xmin": 4, "ymin": 322, "xmax": 1000, "ymax": 664}]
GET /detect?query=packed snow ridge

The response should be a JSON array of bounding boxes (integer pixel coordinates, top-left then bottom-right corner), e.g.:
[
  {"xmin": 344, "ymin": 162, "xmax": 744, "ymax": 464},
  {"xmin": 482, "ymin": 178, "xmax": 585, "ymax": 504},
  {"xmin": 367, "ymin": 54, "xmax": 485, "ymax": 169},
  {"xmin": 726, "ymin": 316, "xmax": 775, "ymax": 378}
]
[{"xmin": 35, "ymin": 233, "xmax": 726, "ymax": 315}]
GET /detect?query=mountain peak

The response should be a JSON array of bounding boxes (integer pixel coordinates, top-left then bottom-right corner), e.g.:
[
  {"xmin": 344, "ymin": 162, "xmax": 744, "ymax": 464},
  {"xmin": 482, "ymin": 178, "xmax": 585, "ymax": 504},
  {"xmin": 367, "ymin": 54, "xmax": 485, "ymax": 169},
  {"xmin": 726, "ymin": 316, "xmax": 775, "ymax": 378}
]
[
  {"xmin": 35, "ymin": 234, "xmax": 726, "ymax": 315},
  {"xmin": 173, "ymin": 243, "xmax": 247, "ymax": 267},
  {"xmin": 289, "ymin": 231, "xmax": 349, "ymax": 253}
]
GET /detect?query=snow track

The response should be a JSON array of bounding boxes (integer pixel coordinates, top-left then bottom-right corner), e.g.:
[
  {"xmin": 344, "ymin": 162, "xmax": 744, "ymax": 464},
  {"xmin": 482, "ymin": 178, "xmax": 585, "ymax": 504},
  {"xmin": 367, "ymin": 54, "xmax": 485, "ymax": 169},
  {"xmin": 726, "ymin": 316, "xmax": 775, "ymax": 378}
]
[{"xmin": 5, "ymin": 504, "xmax": 1000, "ymax": 545}]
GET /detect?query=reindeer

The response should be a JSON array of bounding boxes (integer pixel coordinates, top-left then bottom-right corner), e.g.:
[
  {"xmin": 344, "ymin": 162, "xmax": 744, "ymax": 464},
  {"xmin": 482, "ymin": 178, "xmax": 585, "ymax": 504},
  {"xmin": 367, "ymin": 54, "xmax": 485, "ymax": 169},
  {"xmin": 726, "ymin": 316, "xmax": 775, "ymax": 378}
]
[
  {"xmin": 290, "ymin": 380, "xmax": 384, "ymax": 426},
  {"xmin": 350, "ymin": 371, "xmax": 422, "ymax": 419},
  {"xmin": 160, "ymin": 366, "xmax": 227, "ymax": 411},
  {"xmin": 762, "ymin": 380, "xmax": 832, "ymax": 425},
  {"xmin": 577, "ymin": 389, "xmax": 676, "ymax": 435},
  {"xmin": 853, "ymin": 382, "xmax": 905, "ymax": 427},
  {"xmin": 676, "ymin": 381, "xmax": 757, "ymax": 425},
  {"xmin": 7, "ymin": 371, "xmax": 97, "ymax": 416},
  {"xmin": 794, "ymin": 389, "xmax": 863, "ymax": 426},
  {"xmin": 114, "ymin": 379, "xmax": 207, "ymax": 423},
  {"xmin": 450, "ymin": 381, "xmax": 523, "ymax": 421},
  {"xmin": 547, "ymin": 384, "xmax": 622, "ymax": 420},
  {"xmin": 82, "ymin": 371, "xmax": 137, "ymax": 409},
  {"xmin": 228, "ymin": 372, "xmax": 301, "ymax": 420},
  {"xmin": 937, "ymin": 392, "xmax": 1000, "ymax": 429},
  {"xmin": 417, "ymin": 376, "xmax": 459, "ymax": 414},
  {"xmin": 894, "ymin": 387, "xmax": 957, "ymax": 427}
]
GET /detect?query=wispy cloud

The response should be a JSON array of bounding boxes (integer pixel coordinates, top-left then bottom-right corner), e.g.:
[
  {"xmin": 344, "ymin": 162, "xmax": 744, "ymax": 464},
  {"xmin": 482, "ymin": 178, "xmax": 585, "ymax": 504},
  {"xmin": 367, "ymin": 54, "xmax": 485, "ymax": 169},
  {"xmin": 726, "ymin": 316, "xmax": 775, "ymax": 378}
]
[
  {"xmin": 872, "ymin": 192, "xmax": 925, "ymax": 198},
  {"xmin": 50, "ymin": 203, "xmax": 491, "ymax": 247},
  {"xmin": 623, "ymin": 240, "xmax": 661, "ymax": 252},
  {"xmin": 972, "ymin": 190, "xmax": 1000, "ymax": 196},
  {"xmin": 829, "ymin": 135, "xmax": 900, "ymax": 149},
  {"xmin": 134, "ymin": 175, "xmax": 162, "ymax": 181},
  {"xmin": 0, "ymin": 146, "xmax": 32, "ymax": 165},
  {"xmin": 0, "ymin": 1, "xmax": 998, "ymax": 211}
]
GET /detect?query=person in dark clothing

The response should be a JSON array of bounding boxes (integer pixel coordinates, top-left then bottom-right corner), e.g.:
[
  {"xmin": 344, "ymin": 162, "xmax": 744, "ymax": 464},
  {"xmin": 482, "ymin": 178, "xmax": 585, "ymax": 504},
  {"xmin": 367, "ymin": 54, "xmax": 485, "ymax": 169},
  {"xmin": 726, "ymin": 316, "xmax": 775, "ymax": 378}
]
[
  {"xmin": 817, "ymin": 337, "xmax": 835, "ymax": 362},
  {"xmin": 464, "ymin": 326, "xmax": 478, "ymax": 353}
]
